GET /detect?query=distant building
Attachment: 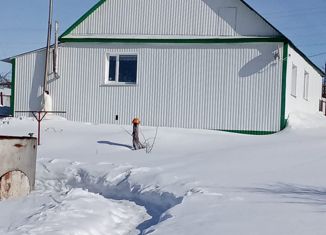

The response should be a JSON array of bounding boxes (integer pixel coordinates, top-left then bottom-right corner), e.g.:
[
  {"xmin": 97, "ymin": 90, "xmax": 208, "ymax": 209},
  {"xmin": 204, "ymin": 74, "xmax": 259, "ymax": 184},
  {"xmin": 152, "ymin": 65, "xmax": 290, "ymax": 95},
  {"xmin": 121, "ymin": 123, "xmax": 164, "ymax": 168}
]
[
  {"xmin": 0, "ymin": 72, "xmax": 11, "ymax": 88},
  {"xmin": 2, "ymin": 0, "xmax": 325, "ymax": 134}
]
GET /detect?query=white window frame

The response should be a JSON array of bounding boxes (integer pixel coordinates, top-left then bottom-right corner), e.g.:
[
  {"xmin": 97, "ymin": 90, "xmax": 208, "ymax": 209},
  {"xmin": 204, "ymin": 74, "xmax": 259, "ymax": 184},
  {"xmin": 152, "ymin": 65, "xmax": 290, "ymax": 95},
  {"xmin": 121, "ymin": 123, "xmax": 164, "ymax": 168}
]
[
  {"xmin": 303, "ymin": 71, "xmax": 309, "ymax": 100},
  {"xmin": 291, "ymin": 64, "xmax": 297, "ymax": 97},
  {"xmin": 104, "ymin": 53, "xmax": 138, "ymax": 85}
]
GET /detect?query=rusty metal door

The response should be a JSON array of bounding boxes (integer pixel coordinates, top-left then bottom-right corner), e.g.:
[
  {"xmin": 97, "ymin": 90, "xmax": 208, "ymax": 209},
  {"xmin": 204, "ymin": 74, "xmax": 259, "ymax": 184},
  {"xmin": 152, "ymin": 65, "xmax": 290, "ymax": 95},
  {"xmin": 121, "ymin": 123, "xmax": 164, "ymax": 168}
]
[{"xmin": 0, "ymin": 171, "xmax": 30, "ymax": 200}]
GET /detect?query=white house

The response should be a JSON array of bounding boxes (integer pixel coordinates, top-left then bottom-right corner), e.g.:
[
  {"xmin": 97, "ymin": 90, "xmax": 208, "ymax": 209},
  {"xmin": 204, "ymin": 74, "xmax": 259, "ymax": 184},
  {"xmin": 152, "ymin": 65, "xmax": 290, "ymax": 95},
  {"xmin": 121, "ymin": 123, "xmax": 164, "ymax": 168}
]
[{"xmin": 2, "ymin": 0, "xmax": 325, "ymax": 134}]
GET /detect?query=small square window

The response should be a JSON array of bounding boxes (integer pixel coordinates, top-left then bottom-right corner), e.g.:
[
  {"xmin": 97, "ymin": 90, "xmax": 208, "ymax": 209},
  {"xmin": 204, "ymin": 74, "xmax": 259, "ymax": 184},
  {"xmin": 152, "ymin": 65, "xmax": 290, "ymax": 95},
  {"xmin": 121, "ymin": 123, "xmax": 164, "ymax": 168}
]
[{"xmin": 106, "ymin": 54, "xmax": 137, "ymax": 84}]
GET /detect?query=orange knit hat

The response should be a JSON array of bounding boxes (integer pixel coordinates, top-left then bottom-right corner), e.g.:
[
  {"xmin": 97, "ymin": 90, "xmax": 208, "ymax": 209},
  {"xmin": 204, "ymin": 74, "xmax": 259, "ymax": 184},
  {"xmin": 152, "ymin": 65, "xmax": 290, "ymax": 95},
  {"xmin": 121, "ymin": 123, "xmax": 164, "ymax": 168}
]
[{"xmin": 132, "ymin": 118, "xmax": 140, "ymax": 125}]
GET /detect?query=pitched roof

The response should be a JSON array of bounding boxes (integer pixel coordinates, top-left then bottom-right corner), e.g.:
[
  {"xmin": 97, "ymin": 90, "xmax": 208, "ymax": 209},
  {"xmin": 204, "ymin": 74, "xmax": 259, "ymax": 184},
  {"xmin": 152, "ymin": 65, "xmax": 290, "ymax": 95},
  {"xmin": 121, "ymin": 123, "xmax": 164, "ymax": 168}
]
[
  {"xmin": 60, "ymin": 0, "xmax": 106, "ymax": 39},
  {"xmin": 59, "ymin": 0, "xmax": 281, "ymax": 39},
  {"xmin": 2, "ymin": 0, "xmax": 324, "ymax": 76},
  {"xmin": 58, "ymin": 0, "xmax": 323, "ymax": 76}
]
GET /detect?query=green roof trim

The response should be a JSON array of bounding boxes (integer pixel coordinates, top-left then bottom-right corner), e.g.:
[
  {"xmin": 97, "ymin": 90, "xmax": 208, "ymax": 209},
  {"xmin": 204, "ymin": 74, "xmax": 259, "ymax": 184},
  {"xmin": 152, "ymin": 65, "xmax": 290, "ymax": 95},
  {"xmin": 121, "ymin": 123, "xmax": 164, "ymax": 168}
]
[
  {"xmin": 10, "ymin": 59, "xmax": 16, "ymax": 116},
  {"xmin": 280, "ymin": 42, "xmax": 288, "ymax": 130},
  {"xmin": 59, "ymin": 37, "xmax": 287, "ymax": 44},
  {"xmin": 59, "ymin": 0, "xmax": 106, "ymax": 39}
]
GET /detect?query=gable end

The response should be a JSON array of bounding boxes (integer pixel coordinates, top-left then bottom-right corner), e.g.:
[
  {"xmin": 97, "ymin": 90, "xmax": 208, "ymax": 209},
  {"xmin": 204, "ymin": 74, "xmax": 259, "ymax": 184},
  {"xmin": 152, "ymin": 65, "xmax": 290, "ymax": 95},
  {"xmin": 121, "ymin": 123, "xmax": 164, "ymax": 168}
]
[{"xmin": 59, "ymin": 0, "xmax": 106, "ymax": 39}]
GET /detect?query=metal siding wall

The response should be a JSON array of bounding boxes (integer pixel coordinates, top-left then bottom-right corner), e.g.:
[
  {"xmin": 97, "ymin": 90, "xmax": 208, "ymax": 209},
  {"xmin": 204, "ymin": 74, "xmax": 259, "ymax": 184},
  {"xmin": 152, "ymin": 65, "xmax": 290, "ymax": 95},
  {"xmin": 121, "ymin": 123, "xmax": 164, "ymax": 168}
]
[
  {"xmin": 285, "ymin": 46, "xmax": 323, "ymax": 115},
  {"xmin": 69, "ymin": 0, "xmax": 279, "ymax": 38},
  {"xmin": 15, "ymin": 51, "xmax": 45, "ymax": 114},
  {"xmin": 15, "ymin": 43, "xmax": 282, "ymax": 131},
  {"xmin": 14, "ymin": 43, "xmax": 283, "ymax": 132}
]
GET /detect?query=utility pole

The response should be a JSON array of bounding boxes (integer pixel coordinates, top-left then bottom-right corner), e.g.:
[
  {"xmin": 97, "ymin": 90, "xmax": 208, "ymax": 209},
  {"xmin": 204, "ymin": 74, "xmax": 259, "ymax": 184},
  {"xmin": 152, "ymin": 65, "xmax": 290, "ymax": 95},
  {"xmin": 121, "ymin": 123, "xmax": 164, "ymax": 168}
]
[{"xmin": 43, "ymin": 0, "xmax": 53, "ymax": 93}]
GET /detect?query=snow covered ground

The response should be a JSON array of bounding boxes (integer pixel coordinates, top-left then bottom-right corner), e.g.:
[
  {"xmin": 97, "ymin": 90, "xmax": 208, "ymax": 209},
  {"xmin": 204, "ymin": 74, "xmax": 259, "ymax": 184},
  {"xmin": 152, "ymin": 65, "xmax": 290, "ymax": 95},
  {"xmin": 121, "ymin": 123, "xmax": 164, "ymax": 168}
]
[{"xmin": 1, "ymin": 112, "xmax": 326, "ymax": 235}]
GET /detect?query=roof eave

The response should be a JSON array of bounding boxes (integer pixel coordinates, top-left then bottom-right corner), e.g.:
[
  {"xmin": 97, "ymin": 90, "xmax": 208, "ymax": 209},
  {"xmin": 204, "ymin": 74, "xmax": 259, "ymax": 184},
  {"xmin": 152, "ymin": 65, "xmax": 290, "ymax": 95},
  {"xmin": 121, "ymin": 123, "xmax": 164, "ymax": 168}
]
[
  {"xmin": 241, "ymin": 0, "xmax": 325, "ymax": 77},
  {"xmin": 1, "ymin": 46, "xmax": 53, "ymax": 64},
  {"xmin": 1, "ymin": 58, "xmax": 14, "ymax": 63},
  {"xmin": 288, "ymin": 40, "xmax": 325, "ymax": 77}
]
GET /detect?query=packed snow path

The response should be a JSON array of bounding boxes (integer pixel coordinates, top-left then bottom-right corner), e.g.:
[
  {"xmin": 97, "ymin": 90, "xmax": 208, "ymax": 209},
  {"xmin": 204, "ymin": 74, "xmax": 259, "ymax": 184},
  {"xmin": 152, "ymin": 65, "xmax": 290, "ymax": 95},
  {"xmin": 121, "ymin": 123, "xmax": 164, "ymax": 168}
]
[{"xmin": 1, "ymin": 113, "xmax": 326, "ymax": 234}]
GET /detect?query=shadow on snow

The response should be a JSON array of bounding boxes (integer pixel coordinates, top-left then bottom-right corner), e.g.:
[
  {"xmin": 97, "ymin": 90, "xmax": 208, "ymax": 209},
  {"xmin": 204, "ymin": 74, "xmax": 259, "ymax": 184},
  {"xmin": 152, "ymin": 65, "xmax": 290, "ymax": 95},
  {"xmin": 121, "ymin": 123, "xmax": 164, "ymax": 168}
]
[
  {"xmin": 97, "ymin": 140, "xmax": 133, "ymax": 150},
  {"xmin": 243, "ymin": 183, "xmax": 326, "ymax": 207}
]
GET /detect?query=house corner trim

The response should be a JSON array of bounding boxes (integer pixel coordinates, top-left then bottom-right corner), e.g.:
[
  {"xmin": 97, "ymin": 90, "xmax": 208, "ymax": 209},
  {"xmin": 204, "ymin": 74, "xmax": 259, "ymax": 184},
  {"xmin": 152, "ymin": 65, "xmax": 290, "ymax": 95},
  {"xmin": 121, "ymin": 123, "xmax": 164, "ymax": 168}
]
[{"xmin": 280, "ymin": 42, "xmax": 288, "ymax": 130}]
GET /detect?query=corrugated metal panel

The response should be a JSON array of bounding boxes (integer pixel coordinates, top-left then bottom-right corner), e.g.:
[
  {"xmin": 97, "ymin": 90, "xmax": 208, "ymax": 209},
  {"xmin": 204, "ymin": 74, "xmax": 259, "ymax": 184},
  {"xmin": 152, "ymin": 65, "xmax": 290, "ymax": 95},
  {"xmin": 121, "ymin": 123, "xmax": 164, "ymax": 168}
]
[
  {"xmin": 67, "ymin": 0, "xmax": 280, "ymax": 38},
  {"xmin": 14, "ymin": 42, "xmax": 283, "ymax": 132},
  {"xmin": 15, "ymin": 52, "xmax": 45, "ymax": 113}
]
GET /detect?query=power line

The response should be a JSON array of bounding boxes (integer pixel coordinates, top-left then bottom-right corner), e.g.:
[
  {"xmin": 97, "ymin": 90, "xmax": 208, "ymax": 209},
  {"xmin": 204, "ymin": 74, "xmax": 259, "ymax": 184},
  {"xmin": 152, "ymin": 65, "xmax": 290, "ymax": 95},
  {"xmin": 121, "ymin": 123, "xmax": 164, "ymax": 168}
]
[
  {"xmin": 298, "ymin": 42, "xmax": 326, "ymax": 48},
  {"xmin": 0, "ymin": 26, "xmax": 48, "ymax": 32},
  {"xmin": 262, "ymin": 6, "xmax": 325, "ymax": 16},
  {"xmin": 309, "ymin": 52, "xmax": 326, "ymax": 58},
  {"xmin": 283, "ymin": 32, "xmax": 326, "ymax": 39},
  {"xmin": 0, "ymin": 43, "xmax": 44, "ymax": 47},
  {"xmin": 264, "ymin": 9, "xmax": 326, "ymax": 18},
  {"xmin": 0, "ymin": 29, "xmax": 45, "ymax": 32},
  {"xmin": 281, "ymin": 24, "xmax": 325, "ymax": 31}
]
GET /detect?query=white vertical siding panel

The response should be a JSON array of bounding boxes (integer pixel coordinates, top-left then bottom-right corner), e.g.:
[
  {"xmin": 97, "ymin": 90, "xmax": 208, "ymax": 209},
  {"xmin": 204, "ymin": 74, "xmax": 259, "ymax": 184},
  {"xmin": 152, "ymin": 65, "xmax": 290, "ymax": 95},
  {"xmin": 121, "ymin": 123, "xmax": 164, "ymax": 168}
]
[
  {"xmin": 15, "ymin": 51, "xmax": 45, "ymax": 114},
  {"xmin": 14, "ymin": 42, "xmax": 283, "ymax": 132}
]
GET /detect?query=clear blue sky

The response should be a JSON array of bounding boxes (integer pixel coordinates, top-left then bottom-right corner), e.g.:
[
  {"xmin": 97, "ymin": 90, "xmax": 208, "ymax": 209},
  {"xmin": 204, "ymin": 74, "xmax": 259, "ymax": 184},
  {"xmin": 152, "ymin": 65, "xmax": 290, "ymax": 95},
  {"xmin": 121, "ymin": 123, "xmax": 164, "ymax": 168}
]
[{"xmin": 0, "ymin": 0, "xmax": 325, "ymax": 75}]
